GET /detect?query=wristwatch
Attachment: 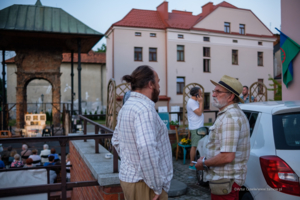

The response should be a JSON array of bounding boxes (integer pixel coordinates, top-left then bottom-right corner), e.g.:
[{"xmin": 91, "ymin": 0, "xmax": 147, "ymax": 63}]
[{"xmin": 202, "ymin": 157, "xmax": 209, "ymax": 170}]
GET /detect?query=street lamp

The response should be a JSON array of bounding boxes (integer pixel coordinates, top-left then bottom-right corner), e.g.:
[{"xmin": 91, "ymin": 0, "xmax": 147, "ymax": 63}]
[{"xmin": 41, "ymin": 94, "xmax": 44, "ymax": 113}]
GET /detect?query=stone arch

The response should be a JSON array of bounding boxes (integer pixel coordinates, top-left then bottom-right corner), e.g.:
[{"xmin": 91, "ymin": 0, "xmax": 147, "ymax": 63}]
[{"xmin": 15, "ymin": 49, "xmax": 62, "ymax": 128}]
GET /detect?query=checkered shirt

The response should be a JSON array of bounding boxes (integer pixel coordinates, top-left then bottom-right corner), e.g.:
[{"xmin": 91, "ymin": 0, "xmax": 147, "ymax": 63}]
[
  {"xmin": 112, "ymin": 92, "xmax": 173, "ymax": 195},
  {"xmin": 205, "ymin": 103, "xmax": 250, "ymax": 186}
]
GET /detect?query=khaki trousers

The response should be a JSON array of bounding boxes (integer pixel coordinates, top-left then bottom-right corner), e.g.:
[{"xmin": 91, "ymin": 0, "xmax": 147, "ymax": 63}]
[{"xmin": 120, "ymin": 180, "xmax": 168, "ymax": 200}]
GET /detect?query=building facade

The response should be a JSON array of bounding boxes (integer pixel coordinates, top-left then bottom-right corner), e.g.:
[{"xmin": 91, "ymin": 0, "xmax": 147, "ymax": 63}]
[
  {"xmin": 6, "ymin": 51, "xmax": 107, "ymax": 118},
  {"xmin": 106, "ymin": 1, "xmax": 276, "ymax": 121}
]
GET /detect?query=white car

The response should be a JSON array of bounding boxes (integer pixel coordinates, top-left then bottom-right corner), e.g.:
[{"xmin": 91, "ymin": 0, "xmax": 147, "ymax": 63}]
[{"xmin": 196, "ymin": 101, "xmax": 300, "ymax": 200}]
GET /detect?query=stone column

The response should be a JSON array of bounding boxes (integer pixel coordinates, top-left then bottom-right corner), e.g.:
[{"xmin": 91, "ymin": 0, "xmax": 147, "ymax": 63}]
[
  {"xmin": 52, "ymin": 74, "xmax": 61, "ymax": 127},
  {"xmin": 16, "ymin": 87, "xmax": 25, "ymax": 128}
]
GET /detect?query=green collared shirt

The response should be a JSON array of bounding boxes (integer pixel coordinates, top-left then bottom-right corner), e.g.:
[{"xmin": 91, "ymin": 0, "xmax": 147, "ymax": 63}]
[{"xmin": 205, "ymin": 103, "xmax": 250, "ymax": 186}]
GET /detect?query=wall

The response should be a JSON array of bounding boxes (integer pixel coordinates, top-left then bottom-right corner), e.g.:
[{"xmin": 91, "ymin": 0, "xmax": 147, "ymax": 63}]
[
  {"xmin": 70, "ymin": 141, "xmax": 124, "ymax": 200},
  {"xmin": 113, "ymin": 27, "xmax": 167, "ymax": 95},
  {"xmin": 167, "ymin": 30, "xmax": 275, "ymax": 108},
  {"xmin": 281, "ymin": 0, "xmax": 300, "ymax": 100},
  {"xmin": 194, "ymin": 7, "xmax": 273, "ymax": 36}
]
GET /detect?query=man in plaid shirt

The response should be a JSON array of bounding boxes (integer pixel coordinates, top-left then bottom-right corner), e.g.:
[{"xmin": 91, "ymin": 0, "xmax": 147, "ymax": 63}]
[
  {"xmin": 112, "ymin": 65, "xmax": 173, "ymax": 200},
  {"xmin": 195, "ymin": 75, "xmax": 250, "ymax": 200}
]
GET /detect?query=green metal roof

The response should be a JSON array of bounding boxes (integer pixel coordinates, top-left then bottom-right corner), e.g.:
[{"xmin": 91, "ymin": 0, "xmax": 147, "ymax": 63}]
[{"xmin": 0, "ymin": 1, "xmax": 102, "ymax": 36}]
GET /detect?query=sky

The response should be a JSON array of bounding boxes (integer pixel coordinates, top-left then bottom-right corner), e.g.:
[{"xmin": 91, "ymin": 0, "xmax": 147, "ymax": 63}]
[{"xmin": 0, "ymin": 0, "xmax": 281, "ymax": 51}]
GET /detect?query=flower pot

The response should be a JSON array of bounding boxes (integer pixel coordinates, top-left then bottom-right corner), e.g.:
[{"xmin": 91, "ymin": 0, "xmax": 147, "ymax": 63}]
[{"xmin": 170, "ymin": 125, "xmax": 179, "ymax": 130}]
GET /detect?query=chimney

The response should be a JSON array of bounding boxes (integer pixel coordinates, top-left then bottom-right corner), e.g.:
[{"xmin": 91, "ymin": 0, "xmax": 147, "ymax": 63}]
[
  {"xmin": 202, "ymin": 2, "xmax": 214, "ymax": 16},
  {"xmin": 157, "ymin": 1, "xmax": 168, "ymax": 20}
]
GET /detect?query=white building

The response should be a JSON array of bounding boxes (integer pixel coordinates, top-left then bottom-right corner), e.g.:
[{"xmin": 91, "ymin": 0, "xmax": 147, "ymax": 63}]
[{"xmin": 105, "ymin": 1, "xmax": 276, "ymax": 121}]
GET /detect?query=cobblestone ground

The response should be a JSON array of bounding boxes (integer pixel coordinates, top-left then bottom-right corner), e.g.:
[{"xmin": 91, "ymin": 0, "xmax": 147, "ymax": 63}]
[{"xmin": 170, "ymin": 157, "xmax": 211, "ymax": 200}]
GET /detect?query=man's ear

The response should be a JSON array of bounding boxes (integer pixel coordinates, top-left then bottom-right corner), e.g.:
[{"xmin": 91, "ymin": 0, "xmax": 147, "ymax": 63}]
[
  {"xmin": 229, "ymin": 93, "xmax": 235, "ymax": 102},
  {"xmin": 148, "ymin": 80, "xmax": 154, "ymax": 89}
]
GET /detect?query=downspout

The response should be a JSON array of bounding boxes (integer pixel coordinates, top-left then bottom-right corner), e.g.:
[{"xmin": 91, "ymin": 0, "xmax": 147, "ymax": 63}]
[{"xmin": 165, "ymin": 29, "xmax": 169, "ymax": 109}]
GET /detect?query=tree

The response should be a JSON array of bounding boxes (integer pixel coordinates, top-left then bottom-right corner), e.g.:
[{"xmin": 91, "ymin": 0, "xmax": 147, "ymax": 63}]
[{"xmin": 96, "ymin": 43, "xmax": 106, "ymax": 52}]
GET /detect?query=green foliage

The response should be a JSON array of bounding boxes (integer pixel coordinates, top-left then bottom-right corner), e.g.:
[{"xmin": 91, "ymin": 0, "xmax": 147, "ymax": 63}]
[
  {"xmin": 267, "ymin": 74, "xmax": 282, "ymax": 101},
  {"xmin": 100, "ymin": 110, "xmax": 105, "ymax": 120},
  {"xmin": 96, "ymin": 43, "xmax": 106, "ymax": 52},
  {"xmin": 84, "ymin": 109, "xmax": 87, "ymax": 115},
  {"xmin": 170, "ymin": 120, "xmax": 179, "ymax": 125}
]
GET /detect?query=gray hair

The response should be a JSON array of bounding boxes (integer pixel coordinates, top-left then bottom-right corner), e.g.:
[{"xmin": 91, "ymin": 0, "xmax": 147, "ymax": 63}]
[
  {"xmin": 14, "ymin": 154, "xmax": 20, "ymax": 161},
  {"xmin": 43, "ymin": 144, "xmax": 49, "ymax": 149},
  {"xmin": 22, "ymin": 144, "xmax": 28, "ymax": 150}
]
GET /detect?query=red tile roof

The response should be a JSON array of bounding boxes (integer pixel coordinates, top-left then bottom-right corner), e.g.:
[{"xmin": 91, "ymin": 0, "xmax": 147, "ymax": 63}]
[
  {"xmin": 5, "ymin": 51, "xmax": 106, "ymax": 64},
  {"xmin": 106, "ymin": 1, "xmax": 274, "ymax": 38}
]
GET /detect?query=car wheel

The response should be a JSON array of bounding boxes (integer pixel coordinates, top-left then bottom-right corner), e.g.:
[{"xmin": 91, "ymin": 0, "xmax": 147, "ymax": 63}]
[
  {"xmin": 195, "ymin": 151, "xmax": 208, "ymax": 186},
  {"xmin": 240, "ymin": 192, "xmax": 253, "ymax": 200}
]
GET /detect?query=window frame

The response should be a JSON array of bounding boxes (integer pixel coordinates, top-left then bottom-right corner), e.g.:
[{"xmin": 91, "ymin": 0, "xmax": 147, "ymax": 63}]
[
  {"xmin": 177, "ymin": 45, "xmax": 185, "ymax": 62},
  {"xmin": 204, "ymin": 93, "xmax": 210, "ymax": 109},
  {"xmin": 203, "ymin": 37, "xmax": 210, "ymax": 42},
  {"xmin": 135, "ymin": 32, "xmax": 141, "ymax": 36},
  {"xmin": 149, "ymin": 47, "xmax": 157, "ymax": 62},
  {"xmin": 258, "ymin": 52, "xmax": 263, "ymax": 66},
  {"xmin": 203, "ymin": 59, "xmax": 210, "ymax": 73},
  {"xmin": 178, "ymin": 34, "xmax": 184, "ymax": 39},
  {"xmin": 134, "ymin": 47, "xmax": 143, "ymax": 61},
  {"xmin": 203, "ymin": 47, "xmax": 210, "ymax": 57},
  {"xmin": 150, "ymin": 33, "xmax": 156, "ymax": 37},
  {"xmin": 224, "ymin": 22, "xmax": 230, "ymax": 33},
  {"xmin": 258, "ymin": 42, "xmax": 263, "ymax": 45},
  {"xmin": 176, "ymin": 77, "xmax": 185, "ymax": 95},
  {"xmin": 232, "ymin": 49, "xmax": 238, "ymax": 65},
  {"xmin": 239, "ymin": 24, "xmax": 245, "ymax": 35}
]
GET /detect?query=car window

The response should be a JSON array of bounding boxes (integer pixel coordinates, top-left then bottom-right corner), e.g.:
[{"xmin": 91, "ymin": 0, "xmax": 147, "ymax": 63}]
[
  {"xmin": 242, "ymin": 111, "xmax": 259, "ymax": 137},
  {"xmin": 273, "ymin": 113, "xmax": 300, "ymax": 150}
]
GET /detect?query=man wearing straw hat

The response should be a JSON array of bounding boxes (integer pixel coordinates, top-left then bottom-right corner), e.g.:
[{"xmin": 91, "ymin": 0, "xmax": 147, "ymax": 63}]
[{"xmin": 195, "ymin": 75, "xmax": 250, "ymax": 200}]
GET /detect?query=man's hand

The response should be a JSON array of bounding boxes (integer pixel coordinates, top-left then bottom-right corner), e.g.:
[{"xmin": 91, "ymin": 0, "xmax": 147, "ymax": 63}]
[
  {"xmin": 152, "ymin": 194, "xmax": 160, "ymax": 200},
  {"xmin": 195, "ymin": 156, "xmax": 204, "ymax": 170},
  {"xmin": 197, "ymin": 95, "xmax": 203, "ymax": 104}
]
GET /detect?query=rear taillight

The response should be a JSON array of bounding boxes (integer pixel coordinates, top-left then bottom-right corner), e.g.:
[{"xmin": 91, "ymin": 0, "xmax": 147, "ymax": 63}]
[{"xmin": 260, "ymin": 156, "xmax": 300, "ymax": 196}]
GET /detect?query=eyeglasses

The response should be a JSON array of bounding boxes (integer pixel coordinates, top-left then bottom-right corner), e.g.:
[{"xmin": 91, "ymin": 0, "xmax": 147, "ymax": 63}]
[{"xmin": 212, "ymin": 90, "xmax": 231, "ymax": 95}]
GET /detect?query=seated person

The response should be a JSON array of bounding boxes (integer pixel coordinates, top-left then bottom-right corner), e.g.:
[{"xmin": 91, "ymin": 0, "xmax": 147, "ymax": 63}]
[
  {"xmin": 40, "ymin": 144, "xmax": 51, "ymax": 164},
  {"xmin": 66, "ymin": 154, "xmax": 71, "ymax": 181},
  {"xmin": 20, "ymin": 144, "xmax": 32, "ymax": 163},
  {"xmin": 10, "ymin": 154, "xmax": 23, "ymax": 168},
  {"xmin": 0, "ymin": 155, "xmax": 6, "ymax": 169},
  {"xmin": 44, "ymin": 156, "xmax": 57, "ymax": 183},
  {"xmin": 43, "ymin": 155, "xmax": 56, "ymax": 167},
  {"xmin": 9, "ymin": 150, "xmax": 17, "ymax": 164},
  {"xmin": 1, "ymin": 146, "xmax": 12, "ymax": 167},
  {"xmin": 23, "ymin": 158, "xmax": 34, "ymax": 168},
  {"xmin": 48, "ymin": 148, "xmax": 60, "ymax": 162},
  {"xmin": 29, "ymin": 149, "xmax": 41, "ymax": 166}
]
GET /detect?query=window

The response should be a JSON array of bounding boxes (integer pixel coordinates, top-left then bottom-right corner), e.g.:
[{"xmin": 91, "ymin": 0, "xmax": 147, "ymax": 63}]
[
  {"xmin": 177, "ymin": 45, "xmax": 184, "ymax": 61},
  {"xmin": 232, "ymin": 50, "xmax": 238, "ymax": 65},
  {"xmin": 204, "ymin": 37, "xmax": 210, "ymax": 42},
  {"xmin": 150, "ymin": 33, "xmax": 156, "ymax": 37},
  {"xmin": 239, "ymin": 24, "xmax": 245, "ymax": 34},
  {"xmin": 203, "ymin": 47, "xmax": 210, "ymax": 57},
  {"xmin": 178, "ymin": 34, "xmax": 184, "ymax": 39},
  {"xmin": 135, "ymin": 32, "xmax": 141, "ymax": 36},
  {"xmin": 233, "ymin": 40, "xmax": 238, "ymax": 43},
  {"xmin": 258, "ymin": 79, "xmax": 264, "ymax": 94},
  {"xmin": 204, "ymin": 93, "xmax": 210, "ymax": 109},
  {"xmin": 258, "ymin": 52, "xmax": 263, "ymax": 66},
  {"xmin": 149, "ymin": 48, "xmax": 157, "ymax": 61},
  {"xmin": 203, "ymin": 59, "xmax": 210, "ymax": 72},
  {"xmin": 243, "ymin": 111, "xmax": 259, "ymax": 137},
  {"xmin": 258, "ymin": 42, "xmax": 263, "ymax": 45},
  {"xmin": 224, "ymin": 22, "xmax": 230, "ymax": 33},
  {"xmin": 176, "ymin": 77, "xmax": 185, "ymax": 94},
  {"xmin": 273, "ymin": 113, "xmax": 300, "ymax": 150},
  {"xmin": 134, "ymin": 47, "xmax": 142, "ymax": 61}
]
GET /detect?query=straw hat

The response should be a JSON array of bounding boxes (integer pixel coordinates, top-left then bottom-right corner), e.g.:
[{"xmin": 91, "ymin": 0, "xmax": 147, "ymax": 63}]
[{"xmin": 210, "ymin": 75, "xmax": 244, "ymax": 103}]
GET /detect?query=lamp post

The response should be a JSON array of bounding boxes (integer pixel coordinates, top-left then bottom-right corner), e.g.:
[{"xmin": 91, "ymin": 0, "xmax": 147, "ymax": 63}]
[{"xmin": 41, "ymin": 94, "xmax": 44, "ymax": 113}]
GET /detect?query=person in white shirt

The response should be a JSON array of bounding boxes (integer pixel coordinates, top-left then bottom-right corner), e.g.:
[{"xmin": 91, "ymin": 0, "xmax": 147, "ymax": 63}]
[
  {"xmin": 29, "ymin": 149, "xmax": 41, "ymax": 166},
  {"xmin": 40, "ymin": 144, "xmax": 51, "ymax": 164},
  {"xmin": 187, "ymin": 87, "xmax": 204, "ymax": 170},
  {"xmin": 112, "ymin": 65, "xmax": 173, "ymax": 200}
]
